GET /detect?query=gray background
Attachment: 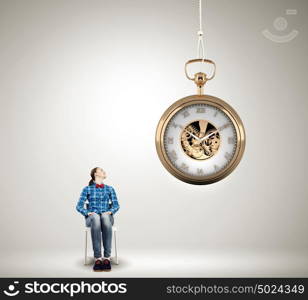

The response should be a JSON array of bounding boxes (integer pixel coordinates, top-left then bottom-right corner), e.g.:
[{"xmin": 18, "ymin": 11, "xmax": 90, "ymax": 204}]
[{"xmin": 0, "ymin": 0, "xmax": 307, "ymax": 277}]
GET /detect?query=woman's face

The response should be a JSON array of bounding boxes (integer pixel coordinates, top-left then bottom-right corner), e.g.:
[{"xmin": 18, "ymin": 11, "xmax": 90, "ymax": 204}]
[{"xmin": 95, "ymin": 168, "xmax": 106, "ymax": 179}]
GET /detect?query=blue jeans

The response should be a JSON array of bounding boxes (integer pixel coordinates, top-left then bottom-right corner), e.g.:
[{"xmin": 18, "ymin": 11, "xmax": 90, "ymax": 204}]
[{"xmin": 85, "ymin": 212, "xmax": 114, "ymax": 258}]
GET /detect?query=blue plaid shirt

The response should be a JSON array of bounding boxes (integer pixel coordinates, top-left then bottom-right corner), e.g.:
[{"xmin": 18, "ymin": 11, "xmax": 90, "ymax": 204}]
[{"xmin": 76, "ymin": 182, "xmax": 120, "ymax": 217}]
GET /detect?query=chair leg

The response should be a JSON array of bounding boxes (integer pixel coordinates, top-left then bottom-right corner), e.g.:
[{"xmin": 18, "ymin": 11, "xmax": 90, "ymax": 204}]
[
  {"xmin": 114, "ymin": 230, "xmax": 118, "ymax": 264},
  {"xmin": 84, "ymin": 229, "xmax": 88, "ymax": 265}
]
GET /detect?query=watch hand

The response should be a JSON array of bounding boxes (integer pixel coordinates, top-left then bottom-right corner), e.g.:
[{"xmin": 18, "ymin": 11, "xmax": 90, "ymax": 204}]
[
  {"xmin": 199, "ymin": 130, "xmax": 218, "ymax": 142},
  {"xmin": 184, "ymin": 129, "xmax": 200, "ymax": 141}
]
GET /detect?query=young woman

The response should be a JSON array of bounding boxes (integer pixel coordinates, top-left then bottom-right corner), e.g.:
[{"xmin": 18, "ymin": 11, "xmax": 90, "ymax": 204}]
[{"xmin": 76, "ymin": 167, "xmax": 120, "ymax": 272}]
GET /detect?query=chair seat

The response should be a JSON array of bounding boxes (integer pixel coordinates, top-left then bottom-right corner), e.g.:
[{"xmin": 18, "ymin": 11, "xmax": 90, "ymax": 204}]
[{"xmin": 85, "ymin": 226, "xmax": 117, "ymax": 232}]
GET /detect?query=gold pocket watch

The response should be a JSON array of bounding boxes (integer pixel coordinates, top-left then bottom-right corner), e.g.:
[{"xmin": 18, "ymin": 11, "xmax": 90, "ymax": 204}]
[{"xmin": 155, "ymin": 59, "xmax": 246, "ymax": 185}]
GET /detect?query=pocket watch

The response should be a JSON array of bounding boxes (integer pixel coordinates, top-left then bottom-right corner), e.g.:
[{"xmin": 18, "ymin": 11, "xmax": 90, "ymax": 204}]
[{"xmin": 155, "ymin": 59, "xmax": 246, "ymax": 185}]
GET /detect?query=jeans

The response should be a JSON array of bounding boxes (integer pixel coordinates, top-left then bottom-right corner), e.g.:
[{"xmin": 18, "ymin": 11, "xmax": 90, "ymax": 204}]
[{"xmin": 85, "ymin": 212, "xmax": 114, "ymax": 259}]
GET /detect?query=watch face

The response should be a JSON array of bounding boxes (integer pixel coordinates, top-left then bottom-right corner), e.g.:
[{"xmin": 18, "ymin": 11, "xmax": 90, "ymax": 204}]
[{"xmin": 156, "ymin": 95, "xmax": 245, "ymax": 184}]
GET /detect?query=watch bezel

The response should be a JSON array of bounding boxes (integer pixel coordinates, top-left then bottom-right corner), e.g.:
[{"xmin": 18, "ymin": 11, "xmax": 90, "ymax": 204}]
[{"xmin": 155, "ymin": 94, "xmax": 246, "ymax": 185}]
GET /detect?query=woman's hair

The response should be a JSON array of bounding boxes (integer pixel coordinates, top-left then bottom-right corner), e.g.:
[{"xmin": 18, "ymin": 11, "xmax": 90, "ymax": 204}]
[{"xmin": 88, "ymin": 167, "xmax": 99, "ymax": 186}]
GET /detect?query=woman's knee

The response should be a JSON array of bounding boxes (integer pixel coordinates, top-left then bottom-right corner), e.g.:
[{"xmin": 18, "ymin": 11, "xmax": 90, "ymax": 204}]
[
  {"xmin": 90, "ymin": 213, "xmax": 101, "ymax": 227},
  {"xmin": 100, "ymin": 213, "xmax": 113, "ymax": 227}
]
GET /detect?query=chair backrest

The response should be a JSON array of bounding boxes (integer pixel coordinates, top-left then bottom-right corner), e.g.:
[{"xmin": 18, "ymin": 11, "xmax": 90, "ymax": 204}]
[{"xmin": 81, "ymin": 200, "xmax": 89, "ymax": 219}]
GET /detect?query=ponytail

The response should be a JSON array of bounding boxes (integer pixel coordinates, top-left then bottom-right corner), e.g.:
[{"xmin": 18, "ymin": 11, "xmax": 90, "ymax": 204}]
[{"xmin": 88, "ymin": 167, "xmax": 98, "ymax": 186}]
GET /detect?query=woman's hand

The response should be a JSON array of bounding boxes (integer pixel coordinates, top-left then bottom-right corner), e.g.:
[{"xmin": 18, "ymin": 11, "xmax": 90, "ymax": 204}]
[{"xmin": 88, "ymin": 211, "xmax": 112, "ymax": 216}]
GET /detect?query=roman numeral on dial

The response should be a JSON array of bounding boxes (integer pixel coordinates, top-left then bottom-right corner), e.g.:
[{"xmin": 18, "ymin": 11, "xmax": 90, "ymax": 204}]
[
  {"xmin": 181, "ymin": 110, "xmax": 190, "ymax": 118},
  {"xmin": 170, "ymin": 121, "xmax": 183, "ymax": 129},
  {"xmin": 180, "ymin": 162, "xmax": 189, "ymax": 172},
  {"xmin": 228, "ymin": 136, "xmax": 236, "ymax": 144},
  {"xmin": 197, "ymin": 168, "xmax": 204, "ymax": 175},
  {"xmin": 218, "ymin": 123, "xmax": 231, "ymax": 131},
  {"xmin": 224, "ymin": 152, "xmax": 232, "ymax": 161},
  {"xmin": 170, "ymin": 150, "xmax": 178, "ymax": 161},
  {"xmin": 196, "ymin": 107, "xmax": 206, "ymax": 113}
]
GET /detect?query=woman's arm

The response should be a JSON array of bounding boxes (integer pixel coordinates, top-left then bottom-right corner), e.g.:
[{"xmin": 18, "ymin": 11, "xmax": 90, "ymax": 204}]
[
  {"xmin": 109, "ymin": 186, "xmax": 120, "ymax": 215},
  {"xmin": 76, "ymin": 186, "xmax": 90, "ymax": 217}
]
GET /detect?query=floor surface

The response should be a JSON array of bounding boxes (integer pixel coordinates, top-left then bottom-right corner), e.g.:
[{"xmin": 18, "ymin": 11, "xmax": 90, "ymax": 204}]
[{"xmin": 0, "ymin": 249, "xmax": 307, "ymax": 277}]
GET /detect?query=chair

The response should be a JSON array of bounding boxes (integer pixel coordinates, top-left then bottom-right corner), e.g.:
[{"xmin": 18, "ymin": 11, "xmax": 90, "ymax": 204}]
[{"xmin": 83, "ymin": 200, "xmax": 119, "ymax": 265}]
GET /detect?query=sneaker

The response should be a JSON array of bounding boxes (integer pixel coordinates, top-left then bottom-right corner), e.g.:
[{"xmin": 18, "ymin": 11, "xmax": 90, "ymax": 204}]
[
  {"xmin": 93, "ymin": 259, "xmax": 103, "ymax": 272},
  {"xmin": 102, "ymin": 258, "xmax": 112, "ymax": 272}
]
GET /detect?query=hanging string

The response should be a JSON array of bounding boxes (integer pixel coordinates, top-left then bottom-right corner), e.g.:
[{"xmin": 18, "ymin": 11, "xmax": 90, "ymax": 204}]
[{"xmin": 197, "ymin": 0, "xmax": 205, "ymax": 62}]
